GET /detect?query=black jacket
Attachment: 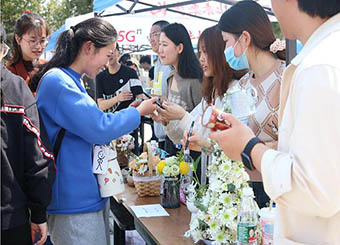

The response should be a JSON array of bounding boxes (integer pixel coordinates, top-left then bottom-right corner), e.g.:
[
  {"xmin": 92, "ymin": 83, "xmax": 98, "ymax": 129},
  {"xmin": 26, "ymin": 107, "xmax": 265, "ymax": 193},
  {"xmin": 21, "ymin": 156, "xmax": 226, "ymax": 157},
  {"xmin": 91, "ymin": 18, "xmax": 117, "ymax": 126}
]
[{"xmin": 1, "ymin": 65, "xmax": 56, "ymax": 230}]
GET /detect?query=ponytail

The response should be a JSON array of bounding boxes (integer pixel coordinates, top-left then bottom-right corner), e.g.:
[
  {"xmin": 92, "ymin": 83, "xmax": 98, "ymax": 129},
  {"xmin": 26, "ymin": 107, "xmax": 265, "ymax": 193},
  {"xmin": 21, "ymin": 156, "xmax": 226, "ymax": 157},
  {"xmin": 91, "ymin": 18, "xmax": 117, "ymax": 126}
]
[
  {"xmin": 31, "ymin": 18, "xmax": 117, "ymax": 92},
  {"xmin": 273, "ymin": 49, "xmax": 286, "ymax": 61},
  {"xmin": 268, "ymin": 39, "xmax": 286, "ymax": 61}
]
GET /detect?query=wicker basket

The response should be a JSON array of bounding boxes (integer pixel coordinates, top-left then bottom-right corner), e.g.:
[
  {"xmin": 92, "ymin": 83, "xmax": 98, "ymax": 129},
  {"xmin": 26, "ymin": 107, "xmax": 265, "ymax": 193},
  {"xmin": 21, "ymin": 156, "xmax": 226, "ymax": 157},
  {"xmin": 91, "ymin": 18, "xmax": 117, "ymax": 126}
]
[
  {"xmin": 132, "ymin": 142, "xmax": 161, "ymax": 197},
  {"xmin": 133, "ymin": 171, "xmax": 161, "ymax": 197}
]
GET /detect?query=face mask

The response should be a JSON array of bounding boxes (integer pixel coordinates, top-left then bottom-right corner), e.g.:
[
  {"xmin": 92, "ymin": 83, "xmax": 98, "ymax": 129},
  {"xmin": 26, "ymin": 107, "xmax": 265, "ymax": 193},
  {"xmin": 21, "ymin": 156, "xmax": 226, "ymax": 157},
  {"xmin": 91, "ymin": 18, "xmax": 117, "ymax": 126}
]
[{"xmin": 224, "ymin": 36, "xmax": 249, "ymax": 70}]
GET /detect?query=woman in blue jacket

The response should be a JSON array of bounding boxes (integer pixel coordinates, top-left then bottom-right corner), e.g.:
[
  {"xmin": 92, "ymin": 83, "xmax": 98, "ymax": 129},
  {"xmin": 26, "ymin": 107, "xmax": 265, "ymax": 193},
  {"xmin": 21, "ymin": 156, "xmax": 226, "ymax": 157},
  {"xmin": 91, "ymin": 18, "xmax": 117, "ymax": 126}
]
[{"xmin": 32, "ymin": 18, "xmax": 157, "ymax": 245}]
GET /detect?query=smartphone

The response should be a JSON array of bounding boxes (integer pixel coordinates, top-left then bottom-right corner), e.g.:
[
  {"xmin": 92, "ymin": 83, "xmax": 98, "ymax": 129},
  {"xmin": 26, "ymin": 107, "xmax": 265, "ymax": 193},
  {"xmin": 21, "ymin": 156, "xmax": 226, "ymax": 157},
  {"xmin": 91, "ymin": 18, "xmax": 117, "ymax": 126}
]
[{"xmin": 143, "ymin": 92, "xmax": 165, "ymax": 109}]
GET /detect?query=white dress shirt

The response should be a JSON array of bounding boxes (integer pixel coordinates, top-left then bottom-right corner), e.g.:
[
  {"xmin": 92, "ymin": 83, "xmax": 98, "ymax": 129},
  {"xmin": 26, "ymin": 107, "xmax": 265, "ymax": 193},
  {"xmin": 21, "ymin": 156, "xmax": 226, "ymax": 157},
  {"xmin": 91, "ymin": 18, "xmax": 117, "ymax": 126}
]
[{"xmin": 261, "ymin": 13, "xmax": 340, "ymax": 244}]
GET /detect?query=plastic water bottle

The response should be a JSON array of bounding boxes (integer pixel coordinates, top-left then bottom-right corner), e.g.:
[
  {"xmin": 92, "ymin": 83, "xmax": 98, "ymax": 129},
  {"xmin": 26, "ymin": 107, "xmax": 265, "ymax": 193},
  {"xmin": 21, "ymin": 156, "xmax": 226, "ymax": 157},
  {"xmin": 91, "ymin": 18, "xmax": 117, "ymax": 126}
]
[{"xmin": 237, "ymin": 187, "xmax": 258, "ymax": 245}]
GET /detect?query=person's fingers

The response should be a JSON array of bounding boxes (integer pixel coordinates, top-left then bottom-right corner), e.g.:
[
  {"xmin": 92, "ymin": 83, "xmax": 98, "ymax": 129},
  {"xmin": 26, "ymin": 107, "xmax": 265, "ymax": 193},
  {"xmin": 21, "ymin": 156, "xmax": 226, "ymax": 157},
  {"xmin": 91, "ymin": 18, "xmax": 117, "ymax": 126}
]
[
  {"xmin": 151, "ymin": 103, "xmax": 158, "ymax": 111},
  {"xmin": 148, "ymin": 96, "xmax": 158, "ymax": 103},
  {"xmin": 36, "ymin": 230, "xmax": 47, "ymax": 245},
  {"xmin": 219, "ymin": 112, "xmax": 239, "ymax": 125},
  {"xmin": 183, "ymin": 130, "xmax": 189, "ymax": 137},
  {"xmin": 31, "ymin": 228, "xmax": 36, "ymax": 244},
  {"xmin": 157, "ymin": 107, "xmax": 167, "ymax": 116},
  {"xmin": 180, "ymin": 138, "xmax": 185, "ymax": 146},
  {"xmin": 162, "ymin": 101, "xmax": 174, "ymax": 106},
  {"xmin": 162, "ymin": 102, "xmax": 171, "ymax": 110},
  {"xmin": 150, "ymin": 98, "xmax": 158, "ymax": 109},
  {"xmin": 183, "ymin": 131, "xmax": 189, "ymax": 142},
  {"xmin": 188, "ymin": 134, "xmax": 200, "ymax": 143},
  {"xmin": 209, "ymin": 130, "xmax": 228, "ymax": 143}
]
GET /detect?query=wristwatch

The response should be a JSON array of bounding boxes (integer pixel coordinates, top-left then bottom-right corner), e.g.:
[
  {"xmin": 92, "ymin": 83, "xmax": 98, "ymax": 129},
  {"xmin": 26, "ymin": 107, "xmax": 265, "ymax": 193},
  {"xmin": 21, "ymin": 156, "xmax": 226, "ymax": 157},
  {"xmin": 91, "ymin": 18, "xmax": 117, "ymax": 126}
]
[{"xmin": 241, "ymin": 137, "xmax": 264, "ymax": 170}]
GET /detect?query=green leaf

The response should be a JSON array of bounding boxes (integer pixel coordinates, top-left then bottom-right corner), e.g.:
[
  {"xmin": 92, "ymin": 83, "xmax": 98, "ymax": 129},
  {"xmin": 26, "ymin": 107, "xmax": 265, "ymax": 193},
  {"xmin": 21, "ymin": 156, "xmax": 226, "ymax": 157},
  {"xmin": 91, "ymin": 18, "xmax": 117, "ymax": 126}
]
[
  {"xmin": 193, "ymin": 155, "xmax": 201, "ymax": 172},
  {"xmin": 195, "ymin": 199, "xmax": 208, "ymax": 212},
  {"xmin": 2, "ymin": 0, "xmax": 93, "ymax": 46},
  {"xmin": 227, "ymin": 183, "xmax": 236, "ymax": 193},
  {"xmin": 176, "ymin": 148, "xmax": 184, "ymax": 162},
  {"xmin": 198, "ymin": 219, "xmax": 209, "ymax": 230}
]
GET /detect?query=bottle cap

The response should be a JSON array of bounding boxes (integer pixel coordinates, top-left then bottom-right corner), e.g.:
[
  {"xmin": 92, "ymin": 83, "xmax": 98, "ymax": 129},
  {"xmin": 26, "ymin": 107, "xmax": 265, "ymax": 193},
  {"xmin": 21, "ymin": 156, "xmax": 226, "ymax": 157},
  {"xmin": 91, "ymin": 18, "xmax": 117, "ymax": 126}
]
[{"xmin": 243, "ymin": 187, "xmax": 254, "ymax": 196}]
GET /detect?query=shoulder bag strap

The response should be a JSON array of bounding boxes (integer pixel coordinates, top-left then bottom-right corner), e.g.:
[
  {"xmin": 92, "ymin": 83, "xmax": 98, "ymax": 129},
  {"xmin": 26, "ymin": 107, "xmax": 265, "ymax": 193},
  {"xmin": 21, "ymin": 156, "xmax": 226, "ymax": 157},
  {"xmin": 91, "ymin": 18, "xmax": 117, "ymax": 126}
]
[{"xmin": 53, "ymin": 128, "xmax": 66, "ymax": 160}]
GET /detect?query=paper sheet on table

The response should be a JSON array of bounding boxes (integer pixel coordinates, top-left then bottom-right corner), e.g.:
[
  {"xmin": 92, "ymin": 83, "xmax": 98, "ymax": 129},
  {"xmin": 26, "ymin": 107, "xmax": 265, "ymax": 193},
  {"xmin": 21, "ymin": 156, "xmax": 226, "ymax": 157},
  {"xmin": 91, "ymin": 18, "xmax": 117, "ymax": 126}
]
[{"xmin": 130, "ymin": 204, "xmax": 170, "ymax": 218}]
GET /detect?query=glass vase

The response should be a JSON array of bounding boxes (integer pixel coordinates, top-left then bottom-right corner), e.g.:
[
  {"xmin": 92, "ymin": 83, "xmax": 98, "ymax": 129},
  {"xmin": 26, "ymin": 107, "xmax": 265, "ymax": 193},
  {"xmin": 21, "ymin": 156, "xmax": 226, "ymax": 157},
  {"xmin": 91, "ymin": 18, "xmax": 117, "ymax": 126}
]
[{"xmin": 161, "ymin": 177, "xmax": 180, "ymax": 208}]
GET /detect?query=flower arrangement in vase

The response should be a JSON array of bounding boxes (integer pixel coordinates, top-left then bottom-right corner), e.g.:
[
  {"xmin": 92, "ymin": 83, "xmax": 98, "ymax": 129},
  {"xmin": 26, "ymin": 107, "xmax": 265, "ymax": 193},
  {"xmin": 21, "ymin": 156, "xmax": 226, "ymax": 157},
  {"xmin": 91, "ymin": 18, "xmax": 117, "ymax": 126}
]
[{"xmin": 156, "ymin": 149, "xmax": 190, "ymax": 208}]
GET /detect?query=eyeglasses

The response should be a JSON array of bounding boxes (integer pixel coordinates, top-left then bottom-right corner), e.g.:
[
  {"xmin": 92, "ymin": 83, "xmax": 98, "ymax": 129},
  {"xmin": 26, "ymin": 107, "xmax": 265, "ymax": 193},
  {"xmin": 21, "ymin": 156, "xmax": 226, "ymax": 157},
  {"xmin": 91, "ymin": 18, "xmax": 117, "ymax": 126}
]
[
  {"xmin": 21, "ymin": 38, "xmax": 48, "ymax": 48},
  {"xmin": 1, "ymin": 43, "xmax": 10, "ymax": 57},
  {"xmin": 147, "ymin": 32, "xmax": 160, "ymax": 42}
]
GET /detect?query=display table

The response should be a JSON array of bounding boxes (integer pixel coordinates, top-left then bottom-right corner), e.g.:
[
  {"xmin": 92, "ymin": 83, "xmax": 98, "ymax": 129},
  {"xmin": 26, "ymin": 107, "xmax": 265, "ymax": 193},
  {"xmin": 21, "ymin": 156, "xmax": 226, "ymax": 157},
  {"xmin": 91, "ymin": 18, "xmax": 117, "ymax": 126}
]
[{"xmin": 110, "ymin": 184, "xmax": 201, "ymax": 245}]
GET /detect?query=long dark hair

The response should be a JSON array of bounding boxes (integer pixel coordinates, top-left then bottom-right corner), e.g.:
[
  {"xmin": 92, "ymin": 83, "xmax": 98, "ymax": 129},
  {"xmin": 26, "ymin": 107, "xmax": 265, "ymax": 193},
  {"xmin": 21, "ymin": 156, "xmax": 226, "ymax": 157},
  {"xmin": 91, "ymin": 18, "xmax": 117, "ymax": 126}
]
[
  {"xmin": 218, "ymin": 1, "xmax": 285, "ymax": 61},
  {"xmin": 161, "ymin": 23, "xmax": 202, "ymax": 80},
  {"xmin": 198, "ymin": 26, "xmax": 246, "ymax": 104},
  {"xmin": 9, "ymin": 12, "xmax": 49, "ymax": 66},
  {"xmin": 31, "ymin": 18, "xmax": 117, "ymax": 92}
]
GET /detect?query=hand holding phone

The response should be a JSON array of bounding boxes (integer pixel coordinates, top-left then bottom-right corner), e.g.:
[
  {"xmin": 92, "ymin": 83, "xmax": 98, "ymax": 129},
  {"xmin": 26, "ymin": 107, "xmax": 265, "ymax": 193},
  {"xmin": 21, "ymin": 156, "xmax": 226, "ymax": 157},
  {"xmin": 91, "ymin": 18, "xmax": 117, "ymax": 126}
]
[{"xmin": 143, "ymin": 92, "xmax": 165, "ymax": 109}]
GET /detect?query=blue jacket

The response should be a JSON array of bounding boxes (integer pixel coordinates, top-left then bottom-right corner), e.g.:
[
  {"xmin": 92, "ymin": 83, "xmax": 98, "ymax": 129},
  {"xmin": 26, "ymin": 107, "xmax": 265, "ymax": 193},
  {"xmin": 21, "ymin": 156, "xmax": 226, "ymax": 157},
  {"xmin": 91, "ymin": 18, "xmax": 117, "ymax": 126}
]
[{"xmin": 36, "ymin": 67, "xmax": 140, "ymax": 214}]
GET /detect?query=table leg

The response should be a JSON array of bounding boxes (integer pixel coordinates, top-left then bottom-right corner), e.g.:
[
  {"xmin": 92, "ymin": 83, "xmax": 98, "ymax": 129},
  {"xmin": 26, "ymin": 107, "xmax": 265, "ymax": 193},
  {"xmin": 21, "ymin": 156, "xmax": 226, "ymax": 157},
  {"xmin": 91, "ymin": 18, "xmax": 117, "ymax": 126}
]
[
  {"xmin": 134, "ymin": 218, "xmax": 158, "ymax": 245},
  {"xmin": 113, "ymin": 221, "xmax": 125, "ymax": 245}
]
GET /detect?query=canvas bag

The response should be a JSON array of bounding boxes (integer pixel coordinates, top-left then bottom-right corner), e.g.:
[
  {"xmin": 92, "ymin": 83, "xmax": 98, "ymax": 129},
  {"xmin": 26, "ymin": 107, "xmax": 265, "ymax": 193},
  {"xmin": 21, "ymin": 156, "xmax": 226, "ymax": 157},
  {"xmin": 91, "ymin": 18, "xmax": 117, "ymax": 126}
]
[{"xmin": 94, "ymin": 144, "xmax": 125, "ymax": 197}]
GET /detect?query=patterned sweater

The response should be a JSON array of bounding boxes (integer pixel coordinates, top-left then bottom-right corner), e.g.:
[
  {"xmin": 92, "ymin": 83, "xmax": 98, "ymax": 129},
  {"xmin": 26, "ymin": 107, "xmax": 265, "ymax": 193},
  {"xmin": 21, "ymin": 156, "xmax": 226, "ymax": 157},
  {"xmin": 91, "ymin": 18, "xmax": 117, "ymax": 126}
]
[{"xmin": 248, "ymin": 59, "xmax": 286, "ymax": 143}]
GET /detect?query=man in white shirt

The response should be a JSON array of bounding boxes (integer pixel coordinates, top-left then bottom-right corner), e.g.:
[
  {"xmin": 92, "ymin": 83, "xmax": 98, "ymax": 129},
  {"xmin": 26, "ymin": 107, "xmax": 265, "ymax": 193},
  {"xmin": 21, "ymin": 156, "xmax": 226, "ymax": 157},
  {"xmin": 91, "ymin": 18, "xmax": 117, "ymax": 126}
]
[
  {"xmin": 148, "ymin": 20, "xmax": 172, "ymax": 149},
  {"xmin": 210, "ymin": 0, "xmax": 340, "ymax": 243}
]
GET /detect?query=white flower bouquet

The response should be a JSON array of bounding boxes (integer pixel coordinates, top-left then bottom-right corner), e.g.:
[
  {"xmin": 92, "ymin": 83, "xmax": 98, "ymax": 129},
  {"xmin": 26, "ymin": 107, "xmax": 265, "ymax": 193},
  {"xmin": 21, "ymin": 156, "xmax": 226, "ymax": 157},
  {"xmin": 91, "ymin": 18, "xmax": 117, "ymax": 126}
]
[{"xmin": 185, "ymin": 144, "xmax": 251, "ymax": 244}]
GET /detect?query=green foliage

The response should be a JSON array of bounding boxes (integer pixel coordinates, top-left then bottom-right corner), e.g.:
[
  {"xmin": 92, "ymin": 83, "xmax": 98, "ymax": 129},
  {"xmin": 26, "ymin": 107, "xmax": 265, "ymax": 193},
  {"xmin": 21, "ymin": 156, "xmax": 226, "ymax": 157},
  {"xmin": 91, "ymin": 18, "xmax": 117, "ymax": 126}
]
[
  {"xmin": 194, "ymin": 184, "xmax": 208, "ymax": 212},
  {"xmin": 42, "ymin": 0, "xmax": 93, "ymax": 32},
  {"xmin": 272, "ymin": 22, "xmax": 284, "ymax": 39},
  {"xmin": 187, "ymin": 154, "xmax": 201, "ymax": 187},
  {"xmin": 1, "ymin": 0, "xmax": 93, "ymax": 45},
  {"xmin": 198, "ymin": 219, "xmax": 209, "ymax": 231},
  {"xmin": 175, "ymin": 148, "xmax": 185, "ymax": 162},
  {"xmin": 227, "ymin": 183, "xmax": 236, "ymax": 193},
  {"xmin": 1, "ymin": 0, "xmax": 44, "ymax": 45}
]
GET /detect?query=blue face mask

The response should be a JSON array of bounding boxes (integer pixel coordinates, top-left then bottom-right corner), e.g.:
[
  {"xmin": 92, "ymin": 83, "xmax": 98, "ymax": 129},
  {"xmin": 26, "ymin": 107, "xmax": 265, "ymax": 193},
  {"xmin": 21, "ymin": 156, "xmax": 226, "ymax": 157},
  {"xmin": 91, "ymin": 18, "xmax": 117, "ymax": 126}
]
[
  {"xmin": 225, "ymin": 46, "xmax": 249, "ymax": 70},
  {"xmin": 224, "ymin": 36, "xmax": 249, "ymax": 70}
]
